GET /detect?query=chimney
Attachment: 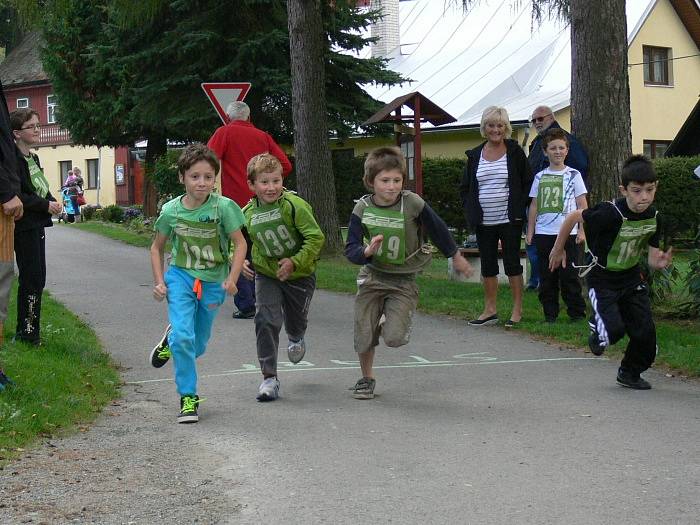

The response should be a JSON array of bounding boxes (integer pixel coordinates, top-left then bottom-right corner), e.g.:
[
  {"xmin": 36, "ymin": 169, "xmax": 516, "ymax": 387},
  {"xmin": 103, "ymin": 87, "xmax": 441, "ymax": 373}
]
[{"xmin": 370, "ymin": 0, "xmax": 400, "ymax": 58}]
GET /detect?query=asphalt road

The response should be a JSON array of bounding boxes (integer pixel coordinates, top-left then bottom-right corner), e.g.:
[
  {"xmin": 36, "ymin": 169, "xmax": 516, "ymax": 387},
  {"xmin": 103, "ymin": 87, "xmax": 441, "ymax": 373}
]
[{"xmin": 1, "ymin": 225, "xmax": 698, "ymax": 524}]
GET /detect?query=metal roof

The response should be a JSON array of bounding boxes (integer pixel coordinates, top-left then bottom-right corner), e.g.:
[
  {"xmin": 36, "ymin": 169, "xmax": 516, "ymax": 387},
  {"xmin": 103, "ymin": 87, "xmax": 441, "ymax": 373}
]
[{"xmin": 359, "ymin": 0, "xmax": 657, "ymax": 128}]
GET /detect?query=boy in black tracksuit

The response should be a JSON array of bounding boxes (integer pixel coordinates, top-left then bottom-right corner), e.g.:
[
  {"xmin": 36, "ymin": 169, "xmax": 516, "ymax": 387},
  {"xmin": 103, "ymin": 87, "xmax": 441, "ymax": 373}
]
[{"xmin": 548, "ymin": 155, "xmax": 672, "ymax": 390}]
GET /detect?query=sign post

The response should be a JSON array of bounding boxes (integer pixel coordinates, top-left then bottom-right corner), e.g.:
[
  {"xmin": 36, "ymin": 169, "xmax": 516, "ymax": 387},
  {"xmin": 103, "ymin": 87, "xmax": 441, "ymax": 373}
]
[{"xmin": 201, "ymin": 82, "xmax": 252, "ymax": 124}]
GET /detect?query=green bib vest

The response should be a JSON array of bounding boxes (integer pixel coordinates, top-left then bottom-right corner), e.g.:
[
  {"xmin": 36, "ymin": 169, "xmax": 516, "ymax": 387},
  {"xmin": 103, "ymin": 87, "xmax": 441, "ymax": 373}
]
[
  {"xmin": 173, "ymin": 198, "xmax": 226, "ymax": 271},
  {"xmin": 248, "ymin": 203, "xmax": 302, "ymax": 259},
  {"xmin": 536, "ymin": 174, "xmax": 564, "ymax": 214},
  {"xmin": 361, "ymin": 199, "xmax": 407, "ymax": 265},
  {"xmin": 606, "ymin": 214, "xmax": 657, "ymax": 271}
]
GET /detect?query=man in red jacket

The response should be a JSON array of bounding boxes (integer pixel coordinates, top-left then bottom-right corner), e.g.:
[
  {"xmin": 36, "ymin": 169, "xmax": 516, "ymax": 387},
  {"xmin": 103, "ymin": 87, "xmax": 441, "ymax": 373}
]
[{"xmin": 208, "ymin": 101, "xmax": 292, "ymax": 319}]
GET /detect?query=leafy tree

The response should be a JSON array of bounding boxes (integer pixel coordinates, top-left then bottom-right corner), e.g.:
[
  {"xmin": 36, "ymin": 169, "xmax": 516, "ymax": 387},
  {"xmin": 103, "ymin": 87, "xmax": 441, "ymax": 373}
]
[
  {"xmin": 458, "ymin": 0, "xmax": 632, "ymax": 204},
  {"xmin": 32, "ymin": 0, "xmax": 402, "ymax": 225}
]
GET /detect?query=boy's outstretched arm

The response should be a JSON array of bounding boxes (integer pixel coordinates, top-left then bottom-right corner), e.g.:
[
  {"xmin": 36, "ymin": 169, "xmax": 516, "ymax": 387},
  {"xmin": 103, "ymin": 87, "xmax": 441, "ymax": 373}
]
[
  {"xmin": 224, "ymin": 229, "xmax": 247, "ymax": 294},
  {"xmin": 526, "ymin": 199, "xmax": 538, "ymax": 245},
  {"xmin": 420, "ymin": 203, "xmax": 474, "ymax": 278},
  {"xmin": 548, "ymin": 209, "xmax": 584, "ymax": 271},
  {"xmin": 150, "ymin": 233, "xmax": 168, "ymax": 302},
  {"xmin": 574, "ymin": 194, "xmax": 588, "ymax": 244},
  {"xmin": 648, "ymin": 246, "xmax": 673, "ymax": 270}
]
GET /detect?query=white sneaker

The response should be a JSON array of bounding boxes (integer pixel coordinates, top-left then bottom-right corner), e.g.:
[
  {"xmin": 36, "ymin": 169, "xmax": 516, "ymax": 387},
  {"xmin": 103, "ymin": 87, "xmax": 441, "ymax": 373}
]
[
  {"xmin": 256, "ymin": 377, "xmax": 280, "ymax": 402},
  {"xmin": 287, "ymin": 338, "xmax": 306, "ymax": 364}
]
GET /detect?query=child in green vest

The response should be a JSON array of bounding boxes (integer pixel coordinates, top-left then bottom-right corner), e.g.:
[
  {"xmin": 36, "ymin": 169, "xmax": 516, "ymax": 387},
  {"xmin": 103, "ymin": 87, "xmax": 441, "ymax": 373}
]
[
  {"xmin": 241, "ymin": 153, "xmax": 325, "ymax": 402},
  {"xmin": 526, "ymin": 127, "xmax": 588, "ymax": 322},
  {"xmin": 150, "ymin": 143, "xmax": 247, "ymax": 423},
  {"xmin": 344, "ymin": 146, "xmax": 474, "ymax": 399},
  {"xmin": 549, "ymin": 155, "xmax": 672, "ymax": 390}
]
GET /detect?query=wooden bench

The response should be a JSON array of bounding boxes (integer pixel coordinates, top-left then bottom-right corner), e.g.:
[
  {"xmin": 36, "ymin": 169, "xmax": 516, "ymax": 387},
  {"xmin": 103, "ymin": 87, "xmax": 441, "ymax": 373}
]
[{"xmin": 448, "ymin": 247, "xmax": 530, "ymax": 284}]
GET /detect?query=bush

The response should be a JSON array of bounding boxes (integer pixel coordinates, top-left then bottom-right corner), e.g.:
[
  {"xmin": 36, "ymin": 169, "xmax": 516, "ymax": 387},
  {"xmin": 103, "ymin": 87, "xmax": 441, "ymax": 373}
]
[
  {"xmin": 123, "ymin": 207, "xmax": 142, "ymax": 222},
  {"xmin": 80, "ymin": 204, "xmax": 101, "ymax": 221},
  {"xmin": 150, "ymin": 149, "xmax": 183, "ymax": 200},
  {"xmin": 652, "ymin": 155, "xmax": 700, "ymax": 241},
  {"xmin": 101, "ymin": 204, "xmax": 124, "ymax": 223},
  {"xmin": 330, "ymin": 154, "xmax": 468, "ymax": 233},
  {"xmin": 125, "ymin": 215, "xmax": 153, "ymax": 235},
  {"xmin": 422, "ymin": 157, "xmax": 467, "ymax": 235},
  {"xmin": 331, "ymin": 154, "xmax": 367, "ymax": 224}
]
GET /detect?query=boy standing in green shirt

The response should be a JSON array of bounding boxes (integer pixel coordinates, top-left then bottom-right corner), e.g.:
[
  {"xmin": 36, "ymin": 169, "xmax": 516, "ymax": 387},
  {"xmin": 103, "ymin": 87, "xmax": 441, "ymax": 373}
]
[
  {"xmin": 150, "ymin": 143, "xmax": 246, "ymax": 423},
  {"xmin": 242, "ymin": 153, "xmax": 325, "ymax": 401}
]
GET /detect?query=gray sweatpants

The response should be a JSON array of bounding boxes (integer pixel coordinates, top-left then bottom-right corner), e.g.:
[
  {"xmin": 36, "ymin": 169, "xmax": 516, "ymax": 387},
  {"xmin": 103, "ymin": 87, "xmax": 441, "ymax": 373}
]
[{"xmin": 255, "ymin": 273, "xmax": 316, "ymax": 377}]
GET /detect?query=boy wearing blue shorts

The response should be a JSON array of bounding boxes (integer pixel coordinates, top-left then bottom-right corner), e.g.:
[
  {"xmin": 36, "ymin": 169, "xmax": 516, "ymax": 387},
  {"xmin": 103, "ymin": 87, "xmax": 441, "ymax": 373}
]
[{"xmin": 150, "ymin": 143, "xmax": 246, "ymax": 422}]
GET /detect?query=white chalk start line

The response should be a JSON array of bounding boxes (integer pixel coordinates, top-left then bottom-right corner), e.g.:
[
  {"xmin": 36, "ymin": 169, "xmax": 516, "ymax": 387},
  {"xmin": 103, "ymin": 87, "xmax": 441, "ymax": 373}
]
[{"xmin": 128, "ymin": 352, "xmax": 605, "ymax": 385}]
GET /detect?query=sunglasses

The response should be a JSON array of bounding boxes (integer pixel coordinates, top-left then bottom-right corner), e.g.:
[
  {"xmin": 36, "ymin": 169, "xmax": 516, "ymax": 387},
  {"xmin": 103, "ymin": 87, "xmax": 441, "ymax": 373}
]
[{"xmin": 529, "ymin": 114, "xmax": 552, "ymax": 125}]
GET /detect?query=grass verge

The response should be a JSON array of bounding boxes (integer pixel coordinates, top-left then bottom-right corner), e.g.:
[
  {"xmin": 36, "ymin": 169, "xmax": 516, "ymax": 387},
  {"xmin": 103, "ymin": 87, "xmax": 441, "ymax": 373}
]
[
  {"xmin": 73, "ymin": 220, "xmax": 700, "ymax": 377},
  {"xmin": 0, "ymin": 283, "xmax": 120, "ymax": 465}
]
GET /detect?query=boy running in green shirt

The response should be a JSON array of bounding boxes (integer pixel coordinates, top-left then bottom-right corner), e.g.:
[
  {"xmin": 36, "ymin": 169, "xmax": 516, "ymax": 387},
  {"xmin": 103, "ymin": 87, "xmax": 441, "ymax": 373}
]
[
  {"xmin": 241, "ymin": 153, "xmax": 325, "ymax": 401},
  {"xmin": 549, "ymin": 155, "xmax": 672, "ymax": 389},
  {"xmin": 150, "ymin": 143, "xmax": 247, "ymax": 423},
  {"xmin": 344, "ymin": 146, "xmax": 473, "ymax": 399}
]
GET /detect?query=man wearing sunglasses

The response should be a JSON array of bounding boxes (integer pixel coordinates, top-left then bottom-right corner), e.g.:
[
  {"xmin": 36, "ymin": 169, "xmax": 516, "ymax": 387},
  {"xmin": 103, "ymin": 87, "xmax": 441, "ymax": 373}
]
[
  {"xmin": 524, "ymin": 106, "xmax": 589, "ymax": 290},
  {"xmin": 527, "ymin": 106, "xmax": 589, "ymax": 182}
]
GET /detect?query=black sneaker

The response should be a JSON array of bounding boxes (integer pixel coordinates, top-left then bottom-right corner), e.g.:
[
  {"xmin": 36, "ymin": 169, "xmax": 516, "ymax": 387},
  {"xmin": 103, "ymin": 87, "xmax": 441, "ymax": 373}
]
[
  {"xmin": 150, "ymin": 325, "xmax": 172, "ymax": 368},
  {"xmin": 178, "ymin": 395, "xmax": 201, "ymax": 423},
  {"xmin": 351, "ymin": 377, "xmax": 376, "ymax": 399},
  {"xmin": 616, "ymin": 370, "xmax": 651, "ymax": 390},
  {"xmin": 587, "ymin": 321, "xmax": 607, "ymax": 356},
  {"xmin": 232, "ymin": 308, "xmax": 255, "ymax": 319}
]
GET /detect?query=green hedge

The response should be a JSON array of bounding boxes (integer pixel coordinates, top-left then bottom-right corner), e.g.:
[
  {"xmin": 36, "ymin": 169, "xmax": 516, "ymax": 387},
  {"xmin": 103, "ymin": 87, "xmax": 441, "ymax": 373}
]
[{"xmin": 653, "ymin": 155, "xmax": 700, "ymax": 241}]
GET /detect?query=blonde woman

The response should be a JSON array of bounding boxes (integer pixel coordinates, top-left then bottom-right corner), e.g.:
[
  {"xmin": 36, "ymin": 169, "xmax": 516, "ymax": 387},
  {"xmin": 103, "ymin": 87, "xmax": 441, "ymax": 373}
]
[{"xmin": 460, "ymin": 106, "xmax": 532, "ymax": 327}]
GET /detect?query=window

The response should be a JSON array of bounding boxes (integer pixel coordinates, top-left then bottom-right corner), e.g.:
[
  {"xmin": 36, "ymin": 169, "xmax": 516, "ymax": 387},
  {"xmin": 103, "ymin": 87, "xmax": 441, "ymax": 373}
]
[
  {"xmin": 59, "ymin": 161, "xmax": 72, "ymax": 185},
  {"xmin": 643, "ymin": 46, "xmax": 672, "ymax": 86},
  {"xmin": 16, "ymin": 98, "xmax": 29, "ymax": 109},
  {"xmin": 47, "ymin": 95, "xmax": 57, "ymax": 124},
  {"xmin": 87, "ymin": 158, "xmax": 99, "ymax": 189},
  {"xmin": 643, "ymin": 140, "xmax": 672, "ymax": 159}
]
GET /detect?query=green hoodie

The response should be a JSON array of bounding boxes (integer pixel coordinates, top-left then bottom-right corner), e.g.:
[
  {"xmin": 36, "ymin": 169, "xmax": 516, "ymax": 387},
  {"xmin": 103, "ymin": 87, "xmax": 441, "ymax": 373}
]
[{"xmin": 243, "ymin": 190, "xmax": 325, "ymax": 280}]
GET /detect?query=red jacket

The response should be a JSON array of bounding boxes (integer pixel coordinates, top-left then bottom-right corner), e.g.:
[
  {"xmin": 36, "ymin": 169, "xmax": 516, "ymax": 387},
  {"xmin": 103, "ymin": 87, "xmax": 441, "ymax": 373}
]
[{"xmin": 207, "ymin": 120, "xmax": 292, "ymax": 207}]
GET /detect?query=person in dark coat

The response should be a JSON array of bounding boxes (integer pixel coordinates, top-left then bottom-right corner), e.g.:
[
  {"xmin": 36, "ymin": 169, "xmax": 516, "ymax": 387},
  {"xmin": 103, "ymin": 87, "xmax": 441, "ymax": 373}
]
[
  {"xmin": 10, "ymin": 108, "xmax": 62, "ymax": 345},
  {"xmin": 0, "ymin": 79, "xmax": 23, "ymax": 385},
  {"xmin": 460, "ymin": 106, "xmax": 533, "ymax": 328}
]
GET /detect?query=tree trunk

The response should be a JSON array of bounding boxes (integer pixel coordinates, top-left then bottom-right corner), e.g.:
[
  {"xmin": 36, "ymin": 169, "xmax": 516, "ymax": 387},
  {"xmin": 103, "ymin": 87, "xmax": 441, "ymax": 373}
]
[
  {"xmin": 287, "ymin": 0, "xmax": 342, "ymax": 253},
  {"xmin": 143, "ymin": 133, "xmax": 167, "ymax": 217},
  {"xmin": 570, "ymin": 0, "xmax": 631, "ymax": 205}
]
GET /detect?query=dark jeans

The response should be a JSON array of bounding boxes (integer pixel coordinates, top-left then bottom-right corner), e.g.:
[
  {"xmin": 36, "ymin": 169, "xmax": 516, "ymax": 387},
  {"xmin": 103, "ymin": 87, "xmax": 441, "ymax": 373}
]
[
  {"xmin": 475, "ymin": 222, "xmax": 523, "ymax": 277},
  {"xmin": 14, "ymin": 227, "xmax": 46, "ymax": 344},
  {"xmin": 534, "ymin": 234, "xmax": 586, "ymax": 320},
  {"xmin": 588, "ymin": 283, "xmax": 656, "ymax": 374},
  {"xmin": 234, "ymin": 273, "xmax": 256, "ymax": 313}
]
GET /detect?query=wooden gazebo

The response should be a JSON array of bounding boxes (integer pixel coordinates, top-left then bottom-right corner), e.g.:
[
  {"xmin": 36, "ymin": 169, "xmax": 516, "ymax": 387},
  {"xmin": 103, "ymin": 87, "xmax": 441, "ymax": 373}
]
[{"xmin": 362, "ymin": 91, "xmax": 456, "ymax": 195}]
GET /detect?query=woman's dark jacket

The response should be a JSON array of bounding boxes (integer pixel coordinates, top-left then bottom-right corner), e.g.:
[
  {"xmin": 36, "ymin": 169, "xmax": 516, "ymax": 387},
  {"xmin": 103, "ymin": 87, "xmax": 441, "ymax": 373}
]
[
  {"xmin": 459, "ymin": 138, "xmax": 532, "ymax": 229},
  {"xmin": 15, "ymin": 148, "xmax": 54, "ymax": 233}
]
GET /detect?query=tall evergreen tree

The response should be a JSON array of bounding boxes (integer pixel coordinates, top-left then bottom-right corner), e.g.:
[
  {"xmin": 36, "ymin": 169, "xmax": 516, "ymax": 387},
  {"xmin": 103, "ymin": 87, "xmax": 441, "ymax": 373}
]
[{"xmin": 36, "ymin": 0, "xmax": 402, "ymax": 224}]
